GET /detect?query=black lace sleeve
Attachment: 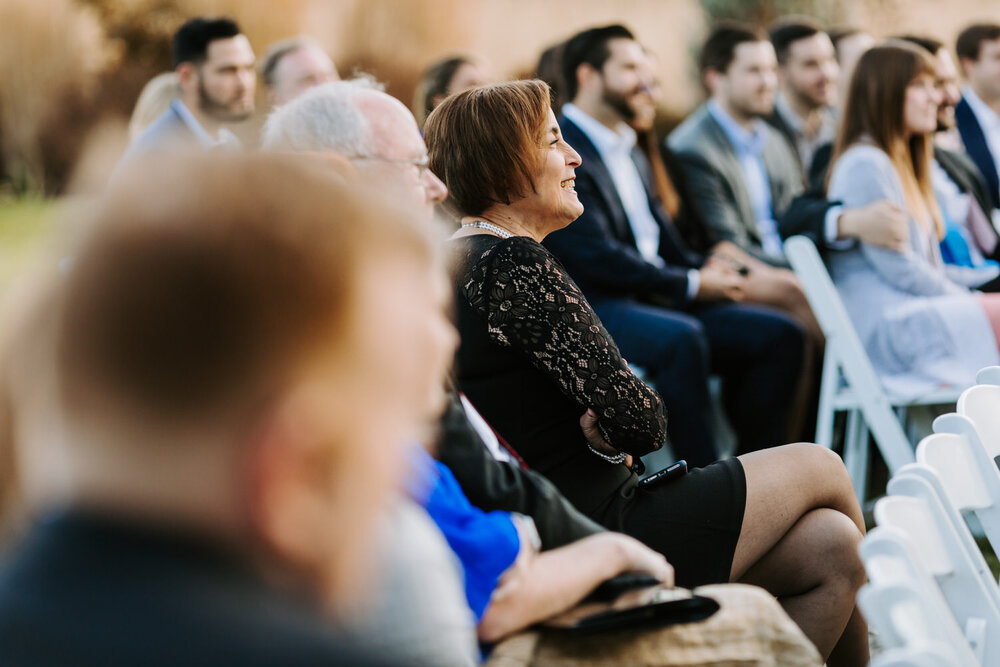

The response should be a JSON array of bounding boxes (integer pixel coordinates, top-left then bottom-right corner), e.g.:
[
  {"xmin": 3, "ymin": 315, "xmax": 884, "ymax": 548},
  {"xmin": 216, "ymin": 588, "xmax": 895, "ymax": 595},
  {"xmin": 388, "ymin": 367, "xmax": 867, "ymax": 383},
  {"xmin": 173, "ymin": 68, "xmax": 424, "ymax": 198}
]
[{"xmin": 460, "ymin": 237, "xmax": 666, "ymax": 456}]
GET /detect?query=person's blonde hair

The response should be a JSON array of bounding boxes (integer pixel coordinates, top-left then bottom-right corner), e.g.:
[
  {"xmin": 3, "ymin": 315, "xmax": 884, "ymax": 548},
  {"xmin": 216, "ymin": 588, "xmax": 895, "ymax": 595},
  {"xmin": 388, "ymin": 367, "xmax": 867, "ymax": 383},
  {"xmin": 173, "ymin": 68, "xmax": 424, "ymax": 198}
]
[
  {"xmin": 128, "ymin": 72, "xmax": 181, "ymax": 141},
  {"xmin": 830, "ymin": 41, "xmax": 944, "ymax": 238}
]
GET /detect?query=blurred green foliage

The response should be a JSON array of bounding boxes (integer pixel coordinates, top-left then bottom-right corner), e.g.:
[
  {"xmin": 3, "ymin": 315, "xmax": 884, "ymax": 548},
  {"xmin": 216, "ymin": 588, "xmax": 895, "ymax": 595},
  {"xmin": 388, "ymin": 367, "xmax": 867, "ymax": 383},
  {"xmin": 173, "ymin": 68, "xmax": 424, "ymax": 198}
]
[{"xmin": 697, "ymin": 0, "xmax": 844, "ymax": 26}]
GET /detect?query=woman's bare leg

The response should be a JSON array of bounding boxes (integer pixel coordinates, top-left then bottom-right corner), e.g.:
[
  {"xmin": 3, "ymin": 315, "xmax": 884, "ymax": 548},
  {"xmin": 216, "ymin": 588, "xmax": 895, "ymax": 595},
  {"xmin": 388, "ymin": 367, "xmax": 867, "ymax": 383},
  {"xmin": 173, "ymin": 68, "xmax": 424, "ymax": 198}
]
[{"xmin": 731, "ymin": 444, "xmax": 868, "ymax": 666}]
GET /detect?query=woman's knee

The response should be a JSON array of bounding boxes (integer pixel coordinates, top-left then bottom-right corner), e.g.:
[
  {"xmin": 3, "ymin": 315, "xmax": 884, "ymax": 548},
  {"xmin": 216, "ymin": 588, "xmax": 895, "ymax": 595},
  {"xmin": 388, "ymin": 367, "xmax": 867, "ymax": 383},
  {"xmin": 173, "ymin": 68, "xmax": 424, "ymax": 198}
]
[
  {"xmin": 745, "ymin": 442, "xmax": 847, "ymax": 480},
  {"xmin": 804, "ymin": 508, "xmax": 866, "ymax": 586},
  {"xmin": 742, "ymin": 443, "xmax": 862, "ymax": 527}
]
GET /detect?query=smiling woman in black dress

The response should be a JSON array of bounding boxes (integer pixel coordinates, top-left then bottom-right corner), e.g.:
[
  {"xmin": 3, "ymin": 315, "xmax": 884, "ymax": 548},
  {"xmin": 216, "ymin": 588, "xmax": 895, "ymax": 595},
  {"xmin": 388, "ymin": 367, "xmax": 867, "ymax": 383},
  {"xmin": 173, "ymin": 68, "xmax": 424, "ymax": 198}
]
[{"xmin": 426, "ymin": 79, "xmax": 869, "ymax": 665}]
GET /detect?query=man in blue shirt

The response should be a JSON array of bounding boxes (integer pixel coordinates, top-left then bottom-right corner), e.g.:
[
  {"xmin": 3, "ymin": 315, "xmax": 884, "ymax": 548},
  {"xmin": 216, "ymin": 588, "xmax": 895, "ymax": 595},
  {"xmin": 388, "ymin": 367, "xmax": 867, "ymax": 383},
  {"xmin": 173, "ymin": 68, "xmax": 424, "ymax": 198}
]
[
  {"xmin": 123, "ymin": 17, "xmax": 256, "ymax": 162},
  {"xmin": 669, "ymin": 24, "xmax": 807, "ymax": 268}
]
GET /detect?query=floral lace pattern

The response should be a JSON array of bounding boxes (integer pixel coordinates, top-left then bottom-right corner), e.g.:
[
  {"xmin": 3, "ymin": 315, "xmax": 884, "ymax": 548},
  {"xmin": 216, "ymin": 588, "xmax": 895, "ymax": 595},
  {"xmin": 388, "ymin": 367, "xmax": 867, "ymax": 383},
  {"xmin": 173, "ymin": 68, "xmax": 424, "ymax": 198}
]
[{"xmin": 457, "ymin": 236, "xmax": 667, "ymax": 455}]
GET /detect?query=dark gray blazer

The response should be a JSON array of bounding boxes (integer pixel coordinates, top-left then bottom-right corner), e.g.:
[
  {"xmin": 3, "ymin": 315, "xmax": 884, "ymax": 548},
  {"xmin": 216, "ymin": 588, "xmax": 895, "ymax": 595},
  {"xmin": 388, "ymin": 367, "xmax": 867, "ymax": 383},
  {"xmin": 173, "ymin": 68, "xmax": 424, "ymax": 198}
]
[{"xmin": 667, "ymin": 104, "xmax": 804, "ymax": 267}]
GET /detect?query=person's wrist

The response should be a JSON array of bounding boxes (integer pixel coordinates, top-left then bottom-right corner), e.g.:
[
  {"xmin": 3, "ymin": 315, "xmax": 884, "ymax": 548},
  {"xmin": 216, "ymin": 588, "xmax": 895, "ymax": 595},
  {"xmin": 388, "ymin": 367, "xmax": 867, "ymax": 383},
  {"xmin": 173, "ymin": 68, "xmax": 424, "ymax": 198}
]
[
  {"xmin": 511, "ymin": 513, "xmax": 541, "ymax": 555},
  {"xmin": 837, "ymin": 210, "xmax": 856, "ymax": 240}
]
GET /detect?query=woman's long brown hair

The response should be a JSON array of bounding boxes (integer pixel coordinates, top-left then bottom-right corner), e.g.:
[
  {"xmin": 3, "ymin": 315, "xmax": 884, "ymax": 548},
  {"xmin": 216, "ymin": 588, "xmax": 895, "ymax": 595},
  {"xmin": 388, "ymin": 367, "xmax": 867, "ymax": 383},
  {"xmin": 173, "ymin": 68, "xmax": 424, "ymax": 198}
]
[{"xmin": 829, "ymin": 40, "xmax": 944, "ymax": 239}]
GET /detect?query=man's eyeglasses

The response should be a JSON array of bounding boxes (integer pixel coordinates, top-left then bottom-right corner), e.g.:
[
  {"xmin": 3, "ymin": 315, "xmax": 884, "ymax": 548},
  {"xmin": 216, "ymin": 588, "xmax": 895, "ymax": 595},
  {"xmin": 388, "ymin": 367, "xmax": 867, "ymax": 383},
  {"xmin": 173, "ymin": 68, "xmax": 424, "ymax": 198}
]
[{"xmin": 347, "ymin": 154, "xmax": 431, "ymax": 178}]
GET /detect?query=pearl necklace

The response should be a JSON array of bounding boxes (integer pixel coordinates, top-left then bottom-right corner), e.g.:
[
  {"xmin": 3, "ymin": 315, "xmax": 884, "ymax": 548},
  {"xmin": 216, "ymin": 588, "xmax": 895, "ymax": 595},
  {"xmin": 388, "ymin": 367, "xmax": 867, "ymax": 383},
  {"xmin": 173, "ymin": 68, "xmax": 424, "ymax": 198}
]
[{"xmin": 461, "ymin": 220, "xmax": 514, "ymax": 239}]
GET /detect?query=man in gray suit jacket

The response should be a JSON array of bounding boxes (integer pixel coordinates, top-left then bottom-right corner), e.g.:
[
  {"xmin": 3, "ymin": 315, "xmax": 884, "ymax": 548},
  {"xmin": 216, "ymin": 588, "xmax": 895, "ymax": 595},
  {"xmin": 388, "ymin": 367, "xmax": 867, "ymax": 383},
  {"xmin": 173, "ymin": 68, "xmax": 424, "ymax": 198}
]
[
  {"xmin": 669, "ymin": 24, "xmax": 805, "ymax": 268},
  {"xmin": 122, "ymin": 17, "xmax": 256, "ymax": 163}
]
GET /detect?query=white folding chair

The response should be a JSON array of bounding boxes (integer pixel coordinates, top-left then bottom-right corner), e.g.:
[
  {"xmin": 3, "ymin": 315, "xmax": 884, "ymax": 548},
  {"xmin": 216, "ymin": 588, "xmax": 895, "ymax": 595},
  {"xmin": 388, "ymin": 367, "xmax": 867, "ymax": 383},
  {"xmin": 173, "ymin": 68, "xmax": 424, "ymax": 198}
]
[
  {"xmin": 976, "ymin": 366, "xmax": 1000, "ymax": 386},
  {"xmin": 922, "ymin": 414, "xmax": 1000, "ymax": 560},
  {"xmin": 784, "ymin": 236, "xmax": 961, "ymax": 501},
  {"xmin": 859, "ymin": 526, "xmax": 978, "ymax": 666},
  {"xmin": 875, "ymin": 473, "xmax": 1000, "ymax": 663},
  {"xmin": 957, "ymin": 383, "xmax": 1000, "ymax": 464}
]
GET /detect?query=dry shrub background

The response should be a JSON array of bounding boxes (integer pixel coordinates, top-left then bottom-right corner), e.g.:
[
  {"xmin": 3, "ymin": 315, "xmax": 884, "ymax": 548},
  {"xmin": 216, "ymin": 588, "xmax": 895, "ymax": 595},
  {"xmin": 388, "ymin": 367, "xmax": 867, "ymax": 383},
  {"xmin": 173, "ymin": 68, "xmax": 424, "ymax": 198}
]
[{"xmin": 2, "ymin": 0, "xmax": 1000, "ymax": 196}]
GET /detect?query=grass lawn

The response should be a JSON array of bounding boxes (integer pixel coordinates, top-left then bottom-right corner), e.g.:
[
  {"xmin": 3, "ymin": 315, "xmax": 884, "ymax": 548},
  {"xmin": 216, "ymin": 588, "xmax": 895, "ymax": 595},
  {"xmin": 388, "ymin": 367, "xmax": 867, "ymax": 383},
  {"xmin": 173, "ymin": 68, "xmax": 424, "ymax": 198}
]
[{"xmin": 0, "ymin": 197, "xmax": 60, "ymax": 290}]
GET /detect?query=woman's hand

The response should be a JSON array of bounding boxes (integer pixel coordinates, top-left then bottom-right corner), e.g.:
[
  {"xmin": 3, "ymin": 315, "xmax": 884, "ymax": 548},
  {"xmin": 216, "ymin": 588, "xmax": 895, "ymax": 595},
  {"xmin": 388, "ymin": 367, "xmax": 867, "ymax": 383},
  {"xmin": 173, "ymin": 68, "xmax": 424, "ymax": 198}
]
[
  {"xmin": 477, "ymin": 531, "xmax": 675, "ymax": 642},
  {"xmin": 602, "ymin": 532, "xmax": 675, "ymax": 587},
  {"xmin": 580, "ymin": 408, "xmax": 633, "ymax": 468}
]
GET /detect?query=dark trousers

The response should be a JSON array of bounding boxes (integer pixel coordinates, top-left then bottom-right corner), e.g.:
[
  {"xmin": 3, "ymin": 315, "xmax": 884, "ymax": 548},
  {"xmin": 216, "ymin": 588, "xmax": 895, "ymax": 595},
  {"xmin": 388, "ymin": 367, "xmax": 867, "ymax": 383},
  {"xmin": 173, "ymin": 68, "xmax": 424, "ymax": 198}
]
[{"xmin": 591, "ymin": 298, "xmax": 805, "ymax": 467}]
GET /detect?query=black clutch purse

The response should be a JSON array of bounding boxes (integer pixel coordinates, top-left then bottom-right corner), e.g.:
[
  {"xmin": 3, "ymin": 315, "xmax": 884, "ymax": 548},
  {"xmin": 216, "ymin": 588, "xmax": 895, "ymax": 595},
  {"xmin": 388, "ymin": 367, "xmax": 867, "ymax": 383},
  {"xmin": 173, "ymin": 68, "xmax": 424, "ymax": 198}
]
[{"xmin": 541, "ymin": 574, "xmax": 720, "ymax": 635}]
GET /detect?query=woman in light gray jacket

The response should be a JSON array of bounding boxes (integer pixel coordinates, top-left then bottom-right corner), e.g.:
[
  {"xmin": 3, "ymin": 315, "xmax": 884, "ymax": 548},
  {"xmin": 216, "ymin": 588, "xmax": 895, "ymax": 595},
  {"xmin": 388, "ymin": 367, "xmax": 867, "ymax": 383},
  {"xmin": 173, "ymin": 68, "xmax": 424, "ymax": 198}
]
[{"xmin": 826, "ymin": 41, "xmax": 1000, "ymax": 397}]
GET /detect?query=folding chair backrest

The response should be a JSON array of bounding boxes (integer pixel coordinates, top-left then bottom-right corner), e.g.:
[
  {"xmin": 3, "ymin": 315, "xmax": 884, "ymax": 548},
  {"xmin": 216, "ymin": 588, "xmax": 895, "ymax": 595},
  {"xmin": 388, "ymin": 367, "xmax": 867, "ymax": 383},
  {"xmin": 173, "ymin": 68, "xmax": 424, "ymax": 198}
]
[
  {"xmin": 877, "ymin": 470, "xmax": 1000, "ymax": 663},
  {"xmin": 977, "ymin": 366, "xmax": 1000, "ymax": 386},
  {"xmin": 874, "ymin": 494, "xmax": 952, "ymax": 576},
  {"xmin": 917, "ymin": 432, "xmax": 992, "ymax": 512},
  {"xmin": 925, "ymin": 413, "xmax": 1000, "ymax": 576},
  {"xmin": 957, "ymin": 384, "xmax": 1000, "ymax": 460},
  {"xmin": 784, "ymin": 235, "xmax": 885, "ymax": 393},
  {"xmin": 860, "ymin": 526, "xmax": 979, "ymax": 665},
  {"xmin": 785, "ymin": 235, "xmax": 916, "ymax": 475},
  {"xmin": 888, "ymin": 466, "xmax": 999, "ymax": 594}
]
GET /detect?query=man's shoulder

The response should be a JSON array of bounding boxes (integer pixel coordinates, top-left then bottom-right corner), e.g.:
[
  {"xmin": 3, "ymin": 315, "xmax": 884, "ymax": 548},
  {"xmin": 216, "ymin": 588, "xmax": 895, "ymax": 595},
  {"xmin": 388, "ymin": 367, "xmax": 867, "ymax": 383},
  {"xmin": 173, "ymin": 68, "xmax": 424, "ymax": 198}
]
[
  {"xmin": 0, "ymin": 515, "xmax": 395, "ymax": 666},
  {"xmin": 761, "ymin": 125, "xmax": 801, "ymax": 178},
  {"xmin": 666, "ymin": 105, "xmax": 715, "ymax": 153},
  {"xmin": 934, "ymin": 144, "xmax": 972, "ymax": 167},
  {"xmin": 126, "ymin": 106, "xmax": 198, "ymax": 158}
]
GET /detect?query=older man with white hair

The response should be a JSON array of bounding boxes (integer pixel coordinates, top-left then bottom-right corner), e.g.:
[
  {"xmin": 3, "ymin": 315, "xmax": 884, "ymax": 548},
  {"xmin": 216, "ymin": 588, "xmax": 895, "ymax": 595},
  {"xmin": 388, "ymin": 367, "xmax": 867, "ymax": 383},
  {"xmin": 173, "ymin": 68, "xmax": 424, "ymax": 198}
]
[
  {"xmin": 262, "ymin": 79, "xmax": 448, "ymax": 217},
  {"xmin": 263, "ymin": 78, "xmax": 475, "ymax": 666}
]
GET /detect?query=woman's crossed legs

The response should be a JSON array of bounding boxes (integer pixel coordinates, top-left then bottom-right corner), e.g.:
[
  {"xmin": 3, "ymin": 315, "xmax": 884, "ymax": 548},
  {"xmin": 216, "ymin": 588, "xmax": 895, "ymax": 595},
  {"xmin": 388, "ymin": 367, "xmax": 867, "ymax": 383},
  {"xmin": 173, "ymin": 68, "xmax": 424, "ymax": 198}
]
[{"xmin": 733, "ymin": 444, "xmax": 868, "ymax": 667}]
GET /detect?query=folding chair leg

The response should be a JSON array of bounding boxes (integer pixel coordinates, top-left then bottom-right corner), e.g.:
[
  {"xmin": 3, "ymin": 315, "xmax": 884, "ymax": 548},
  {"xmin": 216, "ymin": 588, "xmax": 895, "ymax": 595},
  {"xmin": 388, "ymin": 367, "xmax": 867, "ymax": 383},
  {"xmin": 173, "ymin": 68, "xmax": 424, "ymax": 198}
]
[
  {"xmin": 843, "ymin": 409, "xmax": 869, "ymax": 503},
  {"xmin": 815, "ymin": 353, "xmax": 838, "ymax": 449}
]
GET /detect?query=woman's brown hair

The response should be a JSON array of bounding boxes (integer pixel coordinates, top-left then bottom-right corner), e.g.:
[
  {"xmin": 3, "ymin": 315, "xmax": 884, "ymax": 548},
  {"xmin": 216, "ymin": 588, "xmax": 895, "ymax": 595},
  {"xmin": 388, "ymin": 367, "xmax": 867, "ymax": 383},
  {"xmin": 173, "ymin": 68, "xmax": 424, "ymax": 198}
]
[
  {"xmin": 424, "ymin": 79, "xmax": 551, "ymax": 218},
  {"xmin": 829, "ymin": 40, "xmax": 944, "ymax": 238}
]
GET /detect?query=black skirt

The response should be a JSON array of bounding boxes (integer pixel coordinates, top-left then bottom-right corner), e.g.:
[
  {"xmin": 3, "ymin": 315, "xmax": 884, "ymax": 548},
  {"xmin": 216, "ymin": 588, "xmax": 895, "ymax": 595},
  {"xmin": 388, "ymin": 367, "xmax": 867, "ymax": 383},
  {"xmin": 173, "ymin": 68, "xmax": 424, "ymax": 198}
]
[{"xmin": 601, "ymin": 457, "xmax": 746, "ymax": 588}]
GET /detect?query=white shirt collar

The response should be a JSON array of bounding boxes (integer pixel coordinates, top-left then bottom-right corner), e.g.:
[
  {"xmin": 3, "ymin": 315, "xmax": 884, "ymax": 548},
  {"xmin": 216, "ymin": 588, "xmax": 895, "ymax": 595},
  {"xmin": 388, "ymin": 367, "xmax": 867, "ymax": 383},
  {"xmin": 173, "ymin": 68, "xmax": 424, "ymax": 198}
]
[
  {"xmin": 707, "ymin": 100, "xmax": 768, "ymax": 155},
  {"xmin": 561, "ymin": 103, "xmax": 637, "ymax": 154}
]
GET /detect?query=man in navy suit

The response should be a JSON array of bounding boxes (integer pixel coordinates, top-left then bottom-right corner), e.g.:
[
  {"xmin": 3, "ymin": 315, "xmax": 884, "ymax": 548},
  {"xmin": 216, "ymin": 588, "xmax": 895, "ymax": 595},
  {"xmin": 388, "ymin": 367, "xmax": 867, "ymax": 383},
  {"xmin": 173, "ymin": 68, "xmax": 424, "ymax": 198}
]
[
  {"xmin": 122, "ymin": 17, "xmax": 256, "ymax": 163},
  {"xmin": 544, "ymin": 25, "xmax": 806, "ymax": 466},
  {"xmin": 956, "ymin": 23, "xmax": 1000, "ymax": 209}
]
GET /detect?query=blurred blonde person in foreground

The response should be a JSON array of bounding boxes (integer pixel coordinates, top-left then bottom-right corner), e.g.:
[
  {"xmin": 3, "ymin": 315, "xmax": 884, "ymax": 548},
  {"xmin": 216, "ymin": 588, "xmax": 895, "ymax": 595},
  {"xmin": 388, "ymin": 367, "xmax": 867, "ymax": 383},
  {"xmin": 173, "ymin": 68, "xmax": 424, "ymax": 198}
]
[
  {"xmin": 128, "ymin": 72, "xmax": 181, "ymax": 141},
  {"xmin": 0, "ymin": 152, "xmax": 454, "ymax": 666}
]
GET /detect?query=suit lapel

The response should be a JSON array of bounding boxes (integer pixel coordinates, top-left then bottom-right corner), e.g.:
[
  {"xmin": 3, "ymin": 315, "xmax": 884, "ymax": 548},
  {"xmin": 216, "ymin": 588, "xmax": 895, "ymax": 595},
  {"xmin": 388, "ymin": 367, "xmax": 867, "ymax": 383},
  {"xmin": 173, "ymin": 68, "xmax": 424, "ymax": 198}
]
[
  {"xmin": 559, "ymin": 116, "xmax": 638, "ymax": 245},
  {"xmin": 956, "ymin": 97, "xmax": 1000, "ymax": 209},
  {"xmin": 703, "ymin": 113, "xmax": 761, "ymax": 244},
  {"xmin": 630, "ymin": 147, "xmax": 700, "ymax": 266}
]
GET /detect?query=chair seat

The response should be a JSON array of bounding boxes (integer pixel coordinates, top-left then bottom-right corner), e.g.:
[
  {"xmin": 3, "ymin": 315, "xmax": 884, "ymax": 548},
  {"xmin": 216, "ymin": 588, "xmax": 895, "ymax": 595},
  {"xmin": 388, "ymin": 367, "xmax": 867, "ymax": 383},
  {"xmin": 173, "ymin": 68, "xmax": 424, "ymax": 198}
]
[{"xmin": 828, "ymin": 387, "xmax": 963, "ymax": 409}]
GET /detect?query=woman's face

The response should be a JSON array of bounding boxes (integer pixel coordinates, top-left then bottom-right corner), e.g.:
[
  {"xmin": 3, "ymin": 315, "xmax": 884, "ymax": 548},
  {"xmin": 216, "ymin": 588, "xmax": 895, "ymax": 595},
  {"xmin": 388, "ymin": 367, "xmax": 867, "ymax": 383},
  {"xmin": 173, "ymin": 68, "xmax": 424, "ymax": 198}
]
[
  {"xmin": 447, "ymin": 62, "xmax": 490, "ymax": 96},
  {"xmin": 903, "ymin": 72, "xmax": 943, "ymax": 136},
  {"xmin": 521, "ymin": 107, "xmax": 583, "ymax": 231}
]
